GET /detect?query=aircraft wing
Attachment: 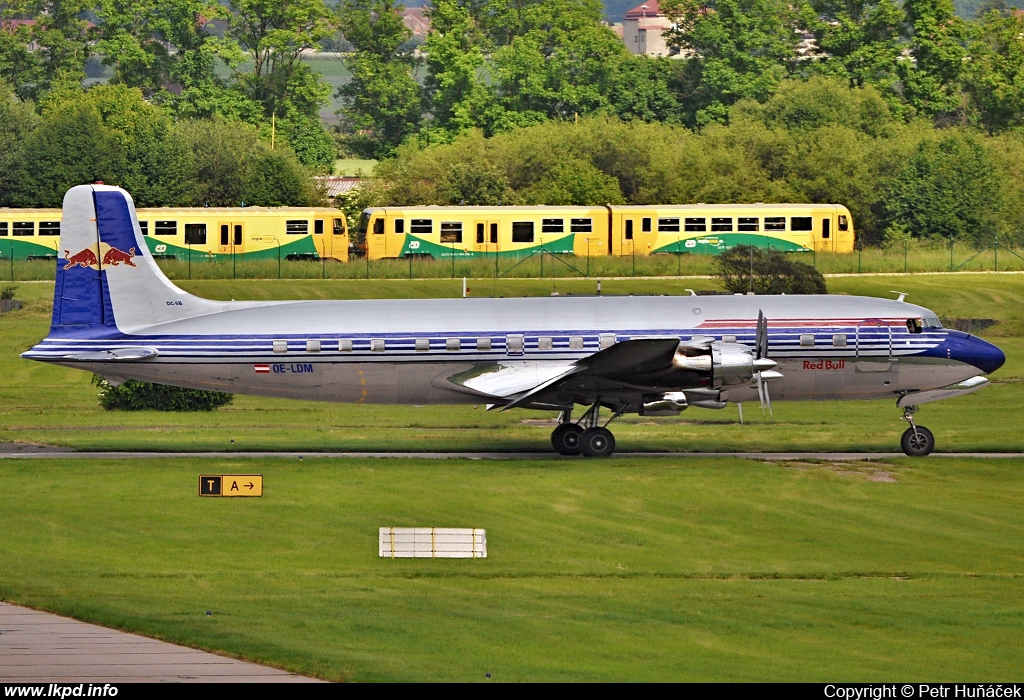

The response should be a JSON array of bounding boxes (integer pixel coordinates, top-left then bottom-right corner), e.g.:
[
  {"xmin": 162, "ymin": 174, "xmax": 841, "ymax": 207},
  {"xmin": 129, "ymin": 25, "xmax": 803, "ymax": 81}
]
[{"xmin": 441, "ymin": 338, "xmax": 692, "ymax": 410}]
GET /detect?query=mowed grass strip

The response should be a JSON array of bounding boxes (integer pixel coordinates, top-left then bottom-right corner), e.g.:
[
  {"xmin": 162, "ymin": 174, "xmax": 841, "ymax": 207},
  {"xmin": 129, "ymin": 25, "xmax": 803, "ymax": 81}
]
[{"xmin": 0, "ymin": 456, "xmax": 1022, "ymax": 681}]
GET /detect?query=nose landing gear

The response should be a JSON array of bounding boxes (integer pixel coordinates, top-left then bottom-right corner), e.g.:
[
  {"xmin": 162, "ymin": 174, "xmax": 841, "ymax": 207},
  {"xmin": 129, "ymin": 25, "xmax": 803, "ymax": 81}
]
[
  {"xmin": 550, "ymin": 404, "xmax": 624, "ymax": 457},
  {"xmin": 899, "ymin": 405, "xmax": 935, "ymax": 456}
]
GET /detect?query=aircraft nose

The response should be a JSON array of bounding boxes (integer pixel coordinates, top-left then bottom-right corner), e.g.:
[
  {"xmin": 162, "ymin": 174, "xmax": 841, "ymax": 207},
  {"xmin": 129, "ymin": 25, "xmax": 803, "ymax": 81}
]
[{"xmin": 950, "ymin": 333, "xmax": 1006, "ymax": 375}]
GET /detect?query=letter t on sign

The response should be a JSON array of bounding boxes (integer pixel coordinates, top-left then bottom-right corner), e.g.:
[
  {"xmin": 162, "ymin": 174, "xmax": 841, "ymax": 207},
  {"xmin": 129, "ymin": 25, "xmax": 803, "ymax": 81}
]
[{"xmin": 199, "ymin": 476, "xmax": 222, "ymax": 496}]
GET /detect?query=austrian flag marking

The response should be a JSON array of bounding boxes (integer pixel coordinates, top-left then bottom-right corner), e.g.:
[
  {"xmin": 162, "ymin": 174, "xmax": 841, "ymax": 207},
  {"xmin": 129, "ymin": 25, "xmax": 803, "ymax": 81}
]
[{"xmin": 254, "ymin": 364, "xmax": 270, "ymax": 373}]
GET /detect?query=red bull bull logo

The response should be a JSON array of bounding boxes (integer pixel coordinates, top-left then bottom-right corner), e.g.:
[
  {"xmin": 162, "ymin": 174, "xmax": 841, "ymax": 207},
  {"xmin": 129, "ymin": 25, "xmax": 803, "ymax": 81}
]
[
  {"xmin": 63, "ymin": 245, "xmax": 136, "ymax": 270},
  {"xmin": 102, "ymin": 246, "xmax": 136, "ymax": 267},
  {"xmin": 63, "ymin": 248, "xmax": 99, "ymax": 270}
]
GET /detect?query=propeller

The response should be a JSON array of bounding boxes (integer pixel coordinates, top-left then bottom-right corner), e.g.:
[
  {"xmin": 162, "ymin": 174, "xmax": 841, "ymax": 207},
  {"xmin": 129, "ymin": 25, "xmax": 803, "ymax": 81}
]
[{"xmin": 753, "ymin": 310, "xmax": 781, "ymax": 417}]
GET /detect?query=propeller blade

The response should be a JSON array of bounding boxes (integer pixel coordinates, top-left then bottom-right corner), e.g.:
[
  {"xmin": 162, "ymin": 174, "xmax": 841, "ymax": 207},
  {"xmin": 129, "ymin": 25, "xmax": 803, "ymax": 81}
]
[
  {"xmin": 756, "ymin": 372, "xmax": 766, "ymax": 414},
  {"xmin": 765, "ymin": 381, "xmax": 773, "ymax": 418},
  {"xmin": 756, "ymin": 310, "xmax": 768, "ymax": 359}
]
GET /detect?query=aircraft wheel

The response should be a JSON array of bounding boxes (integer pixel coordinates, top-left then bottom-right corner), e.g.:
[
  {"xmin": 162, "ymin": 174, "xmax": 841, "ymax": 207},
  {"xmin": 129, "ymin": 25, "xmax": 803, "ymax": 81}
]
[
  {"xmin": 901, "ymin": 426, "xmax": 934, "ymax": 457},
  {"xmin": 551, "ymin": 423, "xmax": 584, "ymax": 456},
  {"xmin": 579, "ymin": 427, "xmax": 615, "ymax": 458}
]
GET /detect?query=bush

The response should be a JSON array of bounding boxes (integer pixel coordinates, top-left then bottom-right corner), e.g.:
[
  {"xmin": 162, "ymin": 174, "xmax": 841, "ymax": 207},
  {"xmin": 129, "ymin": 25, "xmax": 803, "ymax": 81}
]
[
  {"xmin": 0, "ymin": 285, "xmax": 16, "ymax": 300},
  {"xmin": 92, "ymin": 376, "xmax": 233, "ymax": 411},
  {"xmin": 717, "ymin": 245, "xmax": 828, "ymax": 294}
]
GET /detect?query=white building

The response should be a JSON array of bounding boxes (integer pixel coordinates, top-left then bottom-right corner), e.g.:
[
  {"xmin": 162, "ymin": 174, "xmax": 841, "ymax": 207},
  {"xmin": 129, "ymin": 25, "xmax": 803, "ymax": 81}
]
[{"xmin": 622, "ymin": 1, "xmax": 675, "ymax": 57}]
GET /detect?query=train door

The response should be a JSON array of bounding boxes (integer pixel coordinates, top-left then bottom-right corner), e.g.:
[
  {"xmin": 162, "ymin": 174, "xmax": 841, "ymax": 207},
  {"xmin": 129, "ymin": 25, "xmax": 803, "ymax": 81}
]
[
  {"xmin": 618, "ymin": 215, "xmax": 635, "ymax": 257},
  {"xmin": 382, "ymin": 214, "xmax": 401, "ymax": 258},
  {"xmin": 332, "ymin": 217, "xmax": 346, "ymax": 260},
  {"xmin": 474, "ymin": 220, "xmax": 500, "ymax": 255},
  {"xmin": 218, "ymin": 222, "xmax": 244, "ymax": 256},
  {"xmin": 821, "ymin": 216, "xmax": 833, "ymax": 252}
]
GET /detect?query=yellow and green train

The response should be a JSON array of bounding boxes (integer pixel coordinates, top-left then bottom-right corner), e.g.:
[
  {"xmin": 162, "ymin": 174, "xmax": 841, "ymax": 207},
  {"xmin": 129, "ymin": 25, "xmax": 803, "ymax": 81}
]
[
  {"xmin": 0, "ymin": 207, "xmax": 349, "ymax": 262},
  {"xmin": 362, "ymin": 203, "xmax": 854, "ymax": 260}
]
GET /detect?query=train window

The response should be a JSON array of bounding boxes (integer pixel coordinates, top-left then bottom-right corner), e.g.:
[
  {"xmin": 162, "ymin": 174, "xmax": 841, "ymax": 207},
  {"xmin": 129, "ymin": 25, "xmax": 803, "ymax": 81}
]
[
  {"xmin": 906, "ymin": 319, "xmax": 924, "ymax": 334},
  {"xmin": 737, "ymin": 217, "xmax": 758, "ymax": 232},
  {"xmin": 446, "ymin": 338, "xmax": 461, "ymax": 351},
  {"xmin": 800, "ymin": 334, "xmax": 815, "ymax": 347},
  {"xmin": 306, "ymin": 340, "xmax": 321, "ymax": 353},
  {"xmin": 220, "ymin": 224, "xmax": 229, "ymax": 245},
  {"xmin": 371, "ymin": 218, "xmax": 384, "ymax": 235},
  {"xmin": 477, "ymin": 223, "xmax": 485, "ymax": 243},
  {"xmin": 476, "ymin": 338, "xmax": 492, "ymax": 351},
  {"xmin": 838, "ymin": 215, "xmax": 849, "ymax": 231},
  {"xmin": 684, "ymin": 217, "xmax": 705, "ymax": 232},
  {"xmin": 791, "ymin": 216, "xmax": 813, "ymax": 231},
  {"xmin": 39, "ymin": 221, "xmax": 60, "ymax": 236},
  {"xmin": 764, "ymin": 216, "xmax": 786, "ymax": 231},
  {"xmin": 570, "ymin": 218, "xmax": 592, "ymax": 233},
  {"xmin": 234, "ymin": 224, "xmax": 242, "ymax": 246},
  {"xmin": 833, "ymin": 334, "xmax": 847, "ymax": 347},
  {"xmin": 642, "ymin": 217, "xmax": 652, "ymax": 232},
  {"xmin": 538, "ymin": 337, "xmax": 553, "ymax": 350},
  {"xmin": 370, "ymin": 339, "xmax": 385, "ymax": 352},
  {"xmin": 569, "ymin": 336, "xmax": 584, "ymax": 350},
  {"xmin": 512, "ymin": 222, "xmax": 534, "ymax": 243},
  {"xmin": 339, "ymin": 339, "xmax": 353, "ymax": 352},
  {"xmin": 542, "ymin": 218, "xmax": 564, "ymax": 233},
  {"xmin": 659, "ymin": 217, "xmax": 680, "ymax": 232},
  {"xmin": 334, "ymin": 218, "xmax": 345, "ymax": 235},
  {"xmin": 0, "ymin": 222, "xmax": 7, "ymax": 236},
  {"xmin": 184, "ymin": 223, "xmax": 207, "ymax": 245},
  {"xmin": 13, "ymin": 221, "xmax": 33, "ymax": 236},
  {"xmin": 287, "ymin": 220, "xmax": 309, "ymax": 235},
  {"xmin": 415, "ymin": 338, "xmax": 429, "ymax": 352},
  {"xmin": 273, "ymin": 340, "xmax": 288, "ymax": 354},
  {"xmin": 489, "ymin": 223, "xmax": 498, "ymax": 243},
  {"xmin": 625, "ymin": 220, "xmax": 633, "ymax": 240},
  {"xmin": 440, "ymin": 221, "xmax": 462, "ymax": 243},
  {"xmin": 711, "ymin": 217, "xmax": 733, "ymax": 232},
  {"xmin": 410, "ymin": 219, "xmax": 432, "ymax": 234},
  {"xmin": 155, "ymin": 220, "xmax": 177, "ymax": 236},
  {"xmin": 395, "ymin": 219, "xmax": 404, "ymax": 234},
  {"xmin": 139, "ymin": 221, "xmax": 148, "ymax": 236},
  {"xmin": 314, "ymin": 219, "xmax": 324, "ymax": 234}
]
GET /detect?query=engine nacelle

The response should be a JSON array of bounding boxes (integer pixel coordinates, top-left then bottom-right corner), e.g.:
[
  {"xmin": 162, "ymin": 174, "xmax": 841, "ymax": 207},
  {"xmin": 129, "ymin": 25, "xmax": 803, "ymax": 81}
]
[
  {"xmin": 640, "ymin": 391, "xmax": 688, "ymax": 416},
  {"xmin": 672, "ymin": 341, "xmax": 777, "ymax": 389}
]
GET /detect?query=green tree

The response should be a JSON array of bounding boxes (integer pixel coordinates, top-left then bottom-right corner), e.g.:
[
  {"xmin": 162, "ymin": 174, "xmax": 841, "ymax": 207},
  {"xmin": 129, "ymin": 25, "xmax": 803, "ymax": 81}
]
[
  {"xmin": 335, "ymin": 0, "xmax": 422, "ymax": 157},
  {"xmin": 662, "ymin": 0, "xmax": 800, "ymax": 125},
  {"xmin": 718, "ymin": 245, "xmax": 828, "ymax": 294},
  {"xmin": 0, "ymin": 83, "xmax": 38, "ymax": 206},
  {"xmin": 0, "ymin": 4, "xmax": 43, "ymax": 102},
  {"xmin": 964, "ymin": 10, "xmax": 1024, "ymax": 133},
  {"xmin": 899, "ymin": 0, "xmax": 970, "ymax": 119}
]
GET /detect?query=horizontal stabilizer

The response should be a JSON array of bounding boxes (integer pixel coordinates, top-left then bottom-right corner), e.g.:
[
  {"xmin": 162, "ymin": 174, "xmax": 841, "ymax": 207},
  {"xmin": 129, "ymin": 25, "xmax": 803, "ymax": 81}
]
[
  {"xmin": 60, "ymin": 347, "xmax": 160, "ymax": 361},
  {"xmin": 896, "ymin": 376, "xmax": 989, "ymax": 408}
]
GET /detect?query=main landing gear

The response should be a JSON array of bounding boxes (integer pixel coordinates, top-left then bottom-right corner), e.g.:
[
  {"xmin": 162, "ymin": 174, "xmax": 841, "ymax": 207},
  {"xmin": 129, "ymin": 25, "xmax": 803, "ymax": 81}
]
[
  {"xmin": 899, "ymin": 405, "xmax": 935, "ymax": 457},
  {"xmin": 551, "ymin": 404, "xmax": 625, "ymax": 458}
]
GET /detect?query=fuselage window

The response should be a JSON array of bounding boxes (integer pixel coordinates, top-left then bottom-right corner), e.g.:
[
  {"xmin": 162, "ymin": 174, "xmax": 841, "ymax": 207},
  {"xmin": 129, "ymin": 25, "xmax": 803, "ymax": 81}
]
[
  {"xmin": 838, "ymin": 215, "xmax": 849, "ymax": 231},
  {"xmin": 155, "ymin": 220, "xmax": 177, "ymax": 236},
  {"xmin": 512, "ymin": 222, "xmax": 535, "ymax": 243},
  {"xmin": 542, "ymin": 218, "xmax": 564, "ymax": 233},
  {"xmin": 415, "ymin": 338, "xmax": 429, "ymax": 352},
  {"xmin": 570, "ymin": 218, "xmax": 592, "ymax": 233},
  {"xmin": 506, "ymin": 335, "xmax": 525, "ymax": 355},
  {"xmin": 286, "ymin": 220, "xmax": 309, "ymax": 235},
  {"xmin": 395, "ymin": 219, "xmax": 405, "ymax": 234},
  {"xmin": 184, "ymin": 223, "xmax": 206, "ymax": 245},
  {"xmin": 538, "ymin": 337, "xmax": 553, "ymax": 350},
  {"xmin": 39, "ymin": 221, "xmax": 60, "ymax": 236},
  {"xmin": 642, "ymin": 217, "xmax": 652, "ymax": 232},
  {"xmin": 306, "ymin": 340, "xmax": 321, "ymax": 353},
  {"xmin": 907, "ymin": 319, "xmax": 924, "ymax": 334},
  {"xmin": 791, "ymin": 217, "xmax": 813, "ymax": 232},
  {"xmin": 446, "ymin": 338, "xmax": 461, "ymax": 351},
  {"xmin": 410, "ymin": 219, "xmax": 432, "ymax": 235},
  {"xmin": 476, "ymin": 338, "xmax": 492, "ymax": 351},
  {"xmin": 658, "ymin": 217, "xmax": 680, "ymax": 232},
  {"xmin": 737, "ymin": 217, "xmax": 759, "ymax": 232},
  {"xmin": 800, "ymin": 334, "xmax": 815, "ymax": 347},
  {"xmin": 0, "ymin": 222, "xmax": 7, "ymax": 236},
  {"xmin": 569, "ymin": 336, "xmax": 584, "ymax": 350},
  {"xmin": 440, "ymin": 221, "xmax": 462, "ymax": 243},
  {"xmin": 684, "ymin": 217, "xmax": 706, "ymax": 232},
  {"xmin": 339, "ymin": 339, "xmax": 353, "ymax": 352},
  {"xmin": 273, "ymin": 339, "xmax": 288, "ymax": 354},
  {"xmin": 833, "ymin": 334, "xmax": 847, "ymax": 347},
  {"xmin": 370, "ymin": 339, "xmax": 386, "ymax": 352},
  {"xmin": 764, "ymin": 216, "xmax": 786, "ymax": 231},
  {"xmin": 711, "ymin": 217, "xmax": 733, "ymax": 232},
  {"xmin": 13, "ymin": 221, "xmax": 33, "ymax": 236},
  {"xmin": 599, "ymin": 333, "xmax": 616, "ymax": 349}
]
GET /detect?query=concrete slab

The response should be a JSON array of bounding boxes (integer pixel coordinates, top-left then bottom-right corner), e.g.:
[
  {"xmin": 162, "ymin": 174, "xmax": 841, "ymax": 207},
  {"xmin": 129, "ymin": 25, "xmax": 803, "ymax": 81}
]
[{"xmin": 0, "ymin": 603, "xmax": 322, "ymax": 683}]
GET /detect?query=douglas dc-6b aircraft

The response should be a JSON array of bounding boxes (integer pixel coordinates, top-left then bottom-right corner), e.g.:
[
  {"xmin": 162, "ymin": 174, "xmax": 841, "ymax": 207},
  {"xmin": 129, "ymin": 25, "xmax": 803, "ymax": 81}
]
[{"xmin": 22, "ymin": 185, "xmax": 1007, "ymax": 457}]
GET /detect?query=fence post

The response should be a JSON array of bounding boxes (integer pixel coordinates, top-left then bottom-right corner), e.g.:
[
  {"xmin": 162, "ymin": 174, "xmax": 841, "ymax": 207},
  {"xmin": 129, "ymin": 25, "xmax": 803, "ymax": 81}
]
[
  {"xmin": 995, "ymin": 234, "xmax": 999, "ymax": 272},
  {"xmin": 188, "ymin": 244, "xmax": 192, "ymax": 280},
  {"xmin": 278, "ymin": 242, "xmax": 281, "ymax": 279},
  {"xmin": 9, "ymin": 242, "xmax": 13, "ymax": 281},
  {"xmin": 904, "ymin": 239, "xmax": 908, "ymax": 273},
  {"xmin": 540, "ymin": 249, "xmax": 544, "ymax": 278},
  {"xmin": 857, "ymin": 242, "xmax": 862, "ymax": 274}
]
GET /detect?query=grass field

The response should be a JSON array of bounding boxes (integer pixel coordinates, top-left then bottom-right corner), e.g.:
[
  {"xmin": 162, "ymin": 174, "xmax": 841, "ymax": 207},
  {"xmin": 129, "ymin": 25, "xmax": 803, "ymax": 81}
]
[
  {"xmin": 1, "ymin": 455, "xmax": 1022, "ymax": 681},
  {"xmin": 2, "ymin": 273, "xmax": 1022, "ymax": 681}
]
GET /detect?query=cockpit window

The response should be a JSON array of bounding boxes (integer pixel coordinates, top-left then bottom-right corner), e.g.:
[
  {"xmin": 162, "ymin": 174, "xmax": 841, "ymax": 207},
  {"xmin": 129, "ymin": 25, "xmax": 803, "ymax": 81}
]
[
  {"xmin": 358, "ymin": 211, "xmax": 370, "ymax": 236},
  {"xmin": 923, "ymin": 315, "xmax": 942, "ymax": 328},
  {"xmin": 907, "ymin": 319, "xmax": 923, "ymax": 334}
]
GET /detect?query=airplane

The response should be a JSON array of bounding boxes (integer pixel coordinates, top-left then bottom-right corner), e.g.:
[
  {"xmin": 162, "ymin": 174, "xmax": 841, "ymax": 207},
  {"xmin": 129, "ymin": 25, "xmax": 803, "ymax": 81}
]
[{"xmin": 21, "ymin": 185, "xmax": 1007, "ymax": 457}]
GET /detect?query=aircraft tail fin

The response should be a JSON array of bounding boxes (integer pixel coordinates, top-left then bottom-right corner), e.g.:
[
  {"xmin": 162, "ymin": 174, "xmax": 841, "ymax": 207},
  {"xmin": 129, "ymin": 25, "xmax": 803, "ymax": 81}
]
[{"xmin": 50, "ymin": 185, "xmax": 219, "ymax": 336}]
